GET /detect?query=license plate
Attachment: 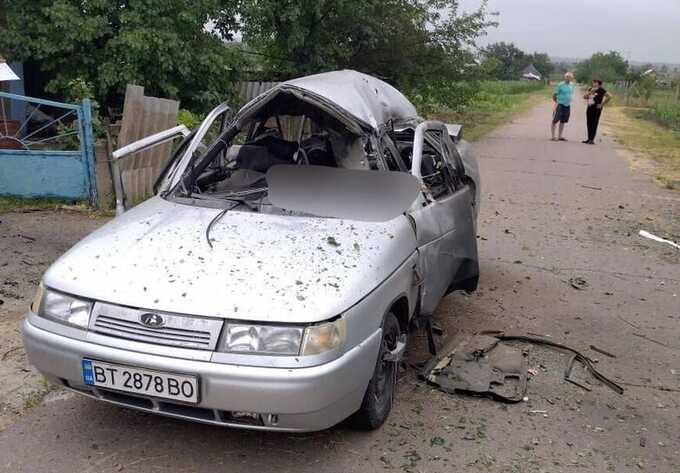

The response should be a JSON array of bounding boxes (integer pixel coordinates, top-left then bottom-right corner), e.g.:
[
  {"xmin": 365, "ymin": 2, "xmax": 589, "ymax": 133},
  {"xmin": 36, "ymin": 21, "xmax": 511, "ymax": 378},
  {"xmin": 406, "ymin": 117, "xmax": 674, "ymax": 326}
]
[{"xmin": 82, "ymin": 359, "xmax": 199, "ymax": 403}]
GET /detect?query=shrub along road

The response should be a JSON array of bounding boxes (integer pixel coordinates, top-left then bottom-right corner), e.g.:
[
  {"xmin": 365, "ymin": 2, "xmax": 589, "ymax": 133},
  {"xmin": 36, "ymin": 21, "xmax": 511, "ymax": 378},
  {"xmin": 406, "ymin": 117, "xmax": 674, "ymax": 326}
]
[{"xmin": 1, "ymin": 100, "xmax": 679, "ymax": 472}]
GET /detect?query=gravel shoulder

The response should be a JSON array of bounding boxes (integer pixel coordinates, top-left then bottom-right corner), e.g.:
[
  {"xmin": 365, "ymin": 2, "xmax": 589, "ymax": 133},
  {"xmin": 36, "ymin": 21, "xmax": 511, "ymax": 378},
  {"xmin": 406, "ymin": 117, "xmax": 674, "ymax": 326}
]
[{"xmin": 0, "ymin": 210, "xmax": 107, "ymax": 430}]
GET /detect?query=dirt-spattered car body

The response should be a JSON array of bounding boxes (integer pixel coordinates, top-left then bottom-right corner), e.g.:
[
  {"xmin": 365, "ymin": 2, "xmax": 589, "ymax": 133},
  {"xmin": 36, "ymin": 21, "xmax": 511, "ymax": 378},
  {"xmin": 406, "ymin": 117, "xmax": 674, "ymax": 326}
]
[{"xmin": 23, "ymin": 70, "xmax": 480, "ymax": 431}]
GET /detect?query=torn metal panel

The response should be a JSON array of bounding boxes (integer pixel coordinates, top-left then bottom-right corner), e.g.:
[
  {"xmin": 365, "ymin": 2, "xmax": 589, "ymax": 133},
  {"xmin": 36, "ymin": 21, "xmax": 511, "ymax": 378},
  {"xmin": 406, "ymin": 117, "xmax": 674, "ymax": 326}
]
[
  {"xmin": 423, "ymin": 335, "xmax": 528, "ymax": 403},
  {"xmin": 423, "ymin": 332, "xmax": 624, "ymax": 402}
]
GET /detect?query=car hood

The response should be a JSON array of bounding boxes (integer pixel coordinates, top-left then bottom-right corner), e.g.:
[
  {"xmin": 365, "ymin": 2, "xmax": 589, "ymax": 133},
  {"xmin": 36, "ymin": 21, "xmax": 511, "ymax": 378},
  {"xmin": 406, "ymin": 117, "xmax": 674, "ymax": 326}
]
[{"xmin": 44, "ymin": 198, "xmax": 416, "ymax": 323}]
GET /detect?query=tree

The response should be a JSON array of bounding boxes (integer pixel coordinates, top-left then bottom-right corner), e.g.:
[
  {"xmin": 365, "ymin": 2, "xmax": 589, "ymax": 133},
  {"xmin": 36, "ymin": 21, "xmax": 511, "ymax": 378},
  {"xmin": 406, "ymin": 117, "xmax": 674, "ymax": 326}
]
[
  {"xmin": 0, "ymin": 0, "xmax": 245, "ymax": 115},
  {"xmin": 574, "ymin": 51, "xmax": 629, "ymax": 83},
  {"xmin": 239, "ymin": 0, "xmax": 497, "ymax": 87},
  {"xmin": 481, "ymin": 42, "xmax": 526, "ymax": 80}
]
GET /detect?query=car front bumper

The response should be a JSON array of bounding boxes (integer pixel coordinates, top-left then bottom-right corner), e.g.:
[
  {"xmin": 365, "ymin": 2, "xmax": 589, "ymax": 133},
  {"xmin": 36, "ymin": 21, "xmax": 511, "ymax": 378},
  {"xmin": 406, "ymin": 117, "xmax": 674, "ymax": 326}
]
[{"xmin": 22, "ymin": 315, "xmax": 382, "ymax": 432}]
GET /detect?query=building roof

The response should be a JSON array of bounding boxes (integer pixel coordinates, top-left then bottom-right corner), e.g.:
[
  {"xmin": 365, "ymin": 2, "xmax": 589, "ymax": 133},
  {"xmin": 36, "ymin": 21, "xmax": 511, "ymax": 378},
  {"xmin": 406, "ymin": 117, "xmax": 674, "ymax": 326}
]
[
  {"xmin": 521, "ymin": 64, "xmax": 541, "ymax": 79},
  {"xmin": 0, "ymin": 61, "xmax": 20, "ymax": 82}
]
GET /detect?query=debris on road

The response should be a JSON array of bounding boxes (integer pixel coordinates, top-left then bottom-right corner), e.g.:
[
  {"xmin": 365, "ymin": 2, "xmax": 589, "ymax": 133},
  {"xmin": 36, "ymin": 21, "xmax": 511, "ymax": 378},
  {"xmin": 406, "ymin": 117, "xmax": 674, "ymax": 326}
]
[
  {"xmin": 421, "ymin": 331, "xmax": 624, "ymax": 403},
  {"xmin": 569, "ymin": 276, "xmax": 589, "ymax": 290},
  {"xmin": 421, "ymin": 334, "xmax": 528, "ymax": 403},
  {"xmin": 639, "ymin": 229, "xmax": 680, "ymax": 250},
  {"xmin": 590, "ymin": 344, "xmax": 617, "ymax": 358}
]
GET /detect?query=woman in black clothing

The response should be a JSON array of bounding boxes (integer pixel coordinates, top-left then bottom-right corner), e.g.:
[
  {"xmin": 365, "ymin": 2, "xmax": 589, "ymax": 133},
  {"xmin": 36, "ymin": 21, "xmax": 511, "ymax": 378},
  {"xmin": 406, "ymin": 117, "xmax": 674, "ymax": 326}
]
[{"xmin": 583, "ymin": 79, "xmax": 612, "ymax": 144}]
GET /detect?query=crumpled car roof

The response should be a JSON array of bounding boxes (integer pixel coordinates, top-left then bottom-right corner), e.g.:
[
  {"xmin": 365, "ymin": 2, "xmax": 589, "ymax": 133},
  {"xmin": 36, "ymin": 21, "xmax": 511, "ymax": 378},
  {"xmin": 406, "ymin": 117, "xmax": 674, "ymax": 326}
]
[{"xmin": 244, "ymin": 70, "xmax": 420, "ymax": 131}]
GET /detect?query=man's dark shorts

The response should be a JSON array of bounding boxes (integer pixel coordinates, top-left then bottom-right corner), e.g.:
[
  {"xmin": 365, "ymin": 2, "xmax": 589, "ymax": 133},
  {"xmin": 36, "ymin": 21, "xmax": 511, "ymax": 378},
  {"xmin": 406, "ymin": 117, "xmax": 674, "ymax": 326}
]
[{"xmin": 553, "ymin": 104, "xmax": 571, "ymax": 124}]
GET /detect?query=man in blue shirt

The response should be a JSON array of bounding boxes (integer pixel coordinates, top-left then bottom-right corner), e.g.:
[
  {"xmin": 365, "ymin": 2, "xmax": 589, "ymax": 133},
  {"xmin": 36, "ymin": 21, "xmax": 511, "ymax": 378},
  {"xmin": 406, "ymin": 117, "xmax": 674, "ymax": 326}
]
[{"xmin": 551, "ymin": 72, "xmax": 575, "ymax": 141}]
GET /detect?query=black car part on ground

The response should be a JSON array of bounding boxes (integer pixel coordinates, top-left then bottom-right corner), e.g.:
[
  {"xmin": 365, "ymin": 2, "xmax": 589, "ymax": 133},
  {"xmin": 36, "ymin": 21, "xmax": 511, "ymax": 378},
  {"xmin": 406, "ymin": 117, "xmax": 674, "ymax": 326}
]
[
  {"xmin": 421, "ymin": 331, "xmax": 624, "ymax": 403},
  {"xmin": 481, "ymin": 332, "xmax": 624, "ymax": 395},
  {"xmin": 420, "ymin": 334, "xmax": 528, "ymax": 403}
]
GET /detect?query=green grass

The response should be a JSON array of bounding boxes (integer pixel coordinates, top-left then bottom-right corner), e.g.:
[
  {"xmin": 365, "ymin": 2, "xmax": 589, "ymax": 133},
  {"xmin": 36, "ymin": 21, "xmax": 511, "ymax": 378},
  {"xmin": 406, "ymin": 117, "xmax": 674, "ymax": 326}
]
[
  {"xmin": 0, "ymin": 196, "xmax": 78, "ymax": 214},
  {"xmin": 601, "ymin": 106, "xmax": 680, "ymax": 189},
  {"xmin": 603, "ymin": 85, "xmax": 680, "ymax": 189},
  {"xmin": 428, "ymin": 81, "xmax": 550, "ymax": 141},
  {"xmin": 648, "ymin": 102, "xmax": 680, "ymax": 130},
  {"xmin": 611, "ymin": 86, "xmax": 680, "ymax": 130},
  {"xmin": 22, "ymin": 377, "xmax": 54, "ymax": 410}
]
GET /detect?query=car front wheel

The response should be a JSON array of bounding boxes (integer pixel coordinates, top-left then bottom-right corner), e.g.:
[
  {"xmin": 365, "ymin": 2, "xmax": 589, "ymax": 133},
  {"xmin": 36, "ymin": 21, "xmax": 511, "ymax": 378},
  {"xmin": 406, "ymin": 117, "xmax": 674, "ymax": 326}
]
[{"xmin": 351, "ymin": 312, "xmax": 400, "ymax": 430}]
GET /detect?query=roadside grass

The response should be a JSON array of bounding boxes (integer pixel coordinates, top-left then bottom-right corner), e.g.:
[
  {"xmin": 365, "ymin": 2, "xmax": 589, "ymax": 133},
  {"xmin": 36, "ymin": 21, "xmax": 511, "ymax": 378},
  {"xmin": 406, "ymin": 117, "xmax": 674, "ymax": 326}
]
[
  {"xmin": 0, "ymin": 196, "xmax": 115, "ymax": 216},
  {"xmin": 610, "ymin": 86, "xmax": 680, "ymax": 132},
  {"xmin": 0, "ymin": 196, "xmax": 75, "ymax": 214},
  {"xmin": 601, "ymin": 106, "xmax": 680, "ymax": 190},
  {"xmin": 428, "ymin": 82, "xmax": 551, "ymax": 141},
  {"xmin": 22, "ymin": 377, "xmax": 54, "ymax": 411}
]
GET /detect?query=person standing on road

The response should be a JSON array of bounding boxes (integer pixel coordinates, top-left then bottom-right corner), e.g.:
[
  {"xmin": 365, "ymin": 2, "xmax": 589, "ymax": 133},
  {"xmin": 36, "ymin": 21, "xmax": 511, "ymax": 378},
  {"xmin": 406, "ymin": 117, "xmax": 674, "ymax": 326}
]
[
  {"xmin": 582, "ymin": 79, "xmax": 611, "ymax": 144},
  {"xmin": 551, "ymin": 72, "xmax": 576, "ymax": 141}
]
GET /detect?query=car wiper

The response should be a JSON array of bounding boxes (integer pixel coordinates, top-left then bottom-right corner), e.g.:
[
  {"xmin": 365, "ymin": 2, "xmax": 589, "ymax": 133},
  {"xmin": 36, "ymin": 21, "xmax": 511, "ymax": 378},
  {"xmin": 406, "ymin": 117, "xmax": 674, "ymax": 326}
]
[
  {"xmin": 205, "ymin": 207, "xmax": 230, "ymax": 249},
  {"xmin": 201, "ymin": 194, "xmax": 264, "ymax": 249}
]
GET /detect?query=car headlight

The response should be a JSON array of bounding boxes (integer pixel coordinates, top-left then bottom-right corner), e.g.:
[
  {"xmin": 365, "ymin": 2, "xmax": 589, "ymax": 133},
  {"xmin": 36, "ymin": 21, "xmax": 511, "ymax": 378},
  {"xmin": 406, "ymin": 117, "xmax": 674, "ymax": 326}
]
[
  {"xmin": 301, "ymin": 319, "xmax": 346, "ymax": 355},
  {"xmin": 33, "ymin": 284, "xmax": 92, "ymax": 329},
  {"xmin": 220, "ymin": 324, "xmax": 304, "ymax": 355},
  {"xmin": 218, "ymin": 318, "xmax": 346, "ymax": 356}
]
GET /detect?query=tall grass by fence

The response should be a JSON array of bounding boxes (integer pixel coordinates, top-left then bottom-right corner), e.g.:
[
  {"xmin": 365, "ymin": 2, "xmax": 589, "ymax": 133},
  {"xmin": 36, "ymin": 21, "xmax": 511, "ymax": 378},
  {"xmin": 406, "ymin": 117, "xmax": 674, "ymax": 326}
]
[
  {"xmin": 650, "ymin": 103, "xmax": 680, "ymax": 131},
  {"xmin": 612, "ymin": 82, "xmax": 680, "ymax": 131}
]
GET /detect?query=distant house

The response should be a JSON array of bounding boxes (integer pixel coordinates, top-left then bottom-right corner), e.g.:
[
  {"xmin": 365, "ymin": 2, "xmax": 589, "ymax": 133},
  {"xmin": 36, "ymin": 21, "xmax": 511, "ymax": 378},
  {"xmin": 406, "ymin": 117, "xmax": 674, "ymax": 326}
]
[{"xmin": 521, "ymin": 64, "xmax": 542, "ymax": 81}]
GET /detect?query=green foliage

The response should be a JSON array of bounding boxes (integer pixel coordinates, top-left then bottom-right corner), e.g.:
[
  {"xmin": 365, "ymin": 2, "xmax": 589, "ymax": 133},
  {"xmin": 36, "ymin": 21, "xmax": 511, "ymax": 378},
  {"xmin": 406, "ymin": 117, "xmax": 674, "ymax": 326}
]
[
  {"xmin": 574, "ymin": 51, "xmax": 629, "ymax": 83},
  {"xmin": 650, "ymin": 103, "xmax": 680, "ymax": 130},
  {"xmin": 239, "ymin": 0, "xmax": 497, "ymax": 87},
  {"xmin": 0, "ymin": 0, "xmax": 244, "ymax": 115},
  {"xmin": 481, "ymin": 43, "xmax": 553, "ymax": 81},
  {"xmin": 481, "ymin": 42, "xmax": 526, "ymax": 80},
  {"xmin": 1, "ymin": 0, "xmax": 501, "ymax": 119},
  {"xmin": 177, "ymin": 109, "xmax": 203, "ymax": 130},
  {"xmin": 408, "ymin": 80, "xmax": 480, "ymax": 115},
  {"xmin": 635, "ymin": 74, "xmax": 656, "ymax": 101},
  {"xmin": 477, "ymin": 80, "xmax": 545, "ymax": 96},
  {"xmin": 429, "ymin": 81, "xmax": 548, "ymax": 141}
]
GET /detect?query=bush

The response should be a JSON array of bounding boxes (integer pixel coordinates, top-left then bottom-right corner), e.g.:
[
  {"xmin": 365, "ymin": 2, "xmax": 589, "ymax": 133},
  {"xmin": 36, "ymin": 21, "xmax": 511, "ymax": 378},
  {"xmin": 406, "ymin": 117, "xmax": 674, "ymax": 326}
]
[
  {"xmin": 177, "ymin": 109, "xmax": 203, "ymax": 130},
  {"xmin": 406, "ymin": 80, "xmax": 545, "ymax": 115},
  {"xmin": 406, "ymin": 80, "xmax": 480, "ymax": 115}
]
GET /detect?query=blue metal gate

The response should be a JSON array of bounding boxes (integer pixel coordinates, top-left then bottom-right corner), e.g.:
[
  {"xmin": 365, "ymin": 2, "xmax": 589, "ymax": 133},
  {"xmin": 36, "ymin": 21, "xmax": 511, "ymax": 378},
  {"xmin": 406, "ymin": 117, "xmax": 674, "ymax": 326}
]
[{"xmin": 0, "ymin": 92, "xmax": 97, "ymax": 204}]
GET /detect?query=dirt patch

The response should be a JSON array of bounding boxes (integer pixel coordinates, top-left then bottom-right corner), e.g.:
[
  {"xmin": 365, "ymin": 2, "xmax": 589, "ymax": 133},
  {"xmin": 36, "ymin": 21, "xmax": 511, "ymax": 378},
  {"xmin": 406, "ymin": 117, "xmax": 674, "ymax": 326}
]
[{"xmin": 0, "ymin": 208, "xmax": 108, "ymax": 430}]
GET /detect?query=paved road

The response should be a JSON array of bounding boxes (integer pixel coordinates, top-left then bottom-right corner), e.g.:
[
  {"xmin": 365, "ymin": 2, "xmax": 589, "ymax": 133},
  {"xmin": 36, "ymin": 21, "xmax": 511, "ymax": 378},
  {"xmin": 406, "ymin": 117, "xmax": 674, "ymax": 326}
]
[{"xmin": 1, "ymin": 101, "xmax": 679, "ymax": 472}]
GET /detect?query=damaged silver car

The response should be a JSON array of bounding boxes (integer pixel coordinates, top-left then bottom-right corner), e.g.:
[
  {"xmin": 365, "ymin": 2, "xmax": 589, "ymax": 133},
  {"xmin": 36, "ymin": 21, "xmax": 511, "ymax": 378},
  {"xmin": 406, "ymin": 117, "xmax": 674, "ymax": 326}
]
[{"xmin": 23, "ymin": 70, "xmax": 480, "ymax": 431}]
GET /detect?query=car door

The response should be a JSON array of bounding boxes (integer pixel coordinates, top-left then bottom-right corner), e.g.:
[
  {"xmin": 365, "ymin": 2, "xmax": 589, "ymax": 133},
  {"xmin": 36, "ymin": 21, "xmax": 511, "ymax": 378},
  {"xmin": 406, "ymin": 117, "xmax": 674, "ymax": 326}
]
[
  {"xmin": 112, "ymin": 103, "xmax": 231, "ymax": 215},
  {"xmin": 440, "ymin": 130, "xmax": 479, "ymax": 292},
  {"xmin": 408, "ymin": 121, "xmax": 477, "ymax": 316}
]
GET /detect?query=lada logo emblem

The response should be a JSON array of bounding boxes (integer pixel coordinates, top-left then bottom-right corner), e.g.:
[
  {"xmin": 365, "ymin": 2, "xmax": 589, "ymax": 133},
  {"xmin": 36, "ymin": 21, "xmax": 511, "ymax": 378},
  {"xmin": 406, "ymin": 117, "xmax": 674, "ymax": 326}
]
[{"xmin": 140, "ymin": 313, "xmax": 165, "ymax": 328}]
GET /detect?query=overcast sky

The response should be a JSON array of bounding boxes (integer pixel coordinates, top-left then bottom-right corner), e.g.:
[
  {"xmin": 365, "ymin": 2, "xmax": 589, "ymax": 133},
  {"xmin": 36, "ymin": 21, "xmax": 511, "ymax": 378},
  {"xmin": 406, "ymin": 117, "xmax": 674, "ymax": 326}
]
[{"xmin": 458, "ymin": 0, "xmax": 680, "ymax": 64}]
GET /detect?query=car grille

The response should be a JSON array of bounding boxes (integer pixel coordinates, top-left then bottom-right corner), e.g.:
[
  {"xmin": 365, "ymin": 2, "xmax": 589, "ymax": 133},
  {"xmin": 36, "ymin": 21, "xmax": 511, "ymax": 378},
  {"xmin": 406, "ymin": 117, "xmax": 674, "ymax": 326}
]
[{"xmin": 91, "ymin": 302, "xmax": 224, "ymax": 350}]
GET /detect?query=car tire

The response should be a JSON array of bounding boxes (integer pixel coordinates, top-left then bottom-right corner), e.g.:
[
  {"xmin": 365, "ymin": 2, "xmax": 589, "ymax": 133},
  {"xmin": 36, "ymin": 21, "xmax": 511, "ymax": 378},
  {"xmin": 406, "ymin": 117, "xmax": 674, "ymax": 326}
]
[{"xmin": 351, "ymin": 312, "xmax": 400, "ymax": 430}]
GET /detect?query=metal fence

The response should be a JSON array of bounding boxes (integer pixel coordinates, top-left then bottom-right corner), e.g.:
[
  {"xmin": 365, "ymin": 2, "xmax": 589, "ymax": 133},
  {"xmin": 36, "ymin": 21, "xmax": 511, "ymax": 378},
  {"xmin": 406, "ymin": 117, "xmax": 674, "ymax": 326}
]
[
  {"xmin": 0, "ymin": 91, "xmax": 96, "ymax": 203},
  {"xmin": 236, "ymin": 81, "xmax": 280, "ymax": 104}
]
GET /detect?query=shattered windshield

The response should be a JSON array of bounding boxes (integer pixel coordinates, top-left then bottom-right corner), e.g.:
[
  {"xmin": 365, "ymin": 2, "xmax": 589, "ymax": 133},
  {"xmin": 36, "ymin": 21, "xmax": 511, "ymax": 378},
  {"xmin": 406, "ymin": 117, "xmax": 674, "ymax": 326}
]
[
  {"xmin": 171, "ymin": 93, "xmax": 375, "ymax": 210},
  {"xmin": 166, "ymin": 90, "xmax": 422, "ymax": 221}
]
